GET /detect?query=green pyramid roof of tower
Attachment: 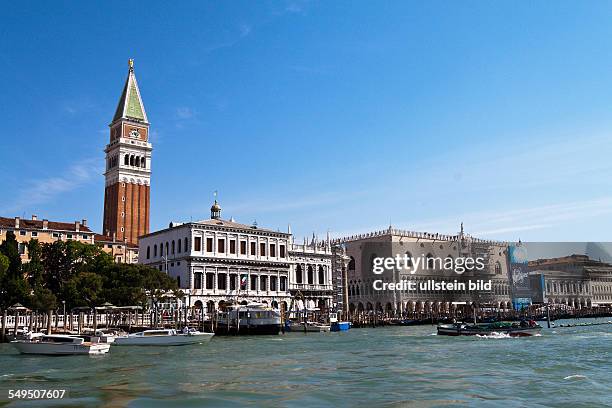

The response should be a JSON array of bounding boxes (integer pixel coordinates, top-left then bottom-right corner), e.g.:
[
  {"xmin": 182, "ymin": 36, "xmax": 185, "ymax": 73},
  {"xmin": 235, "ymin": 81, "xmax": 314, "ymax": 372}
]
[{"xmin": 112, "ymin": 62, "xmax": 148, "ymax": 123}]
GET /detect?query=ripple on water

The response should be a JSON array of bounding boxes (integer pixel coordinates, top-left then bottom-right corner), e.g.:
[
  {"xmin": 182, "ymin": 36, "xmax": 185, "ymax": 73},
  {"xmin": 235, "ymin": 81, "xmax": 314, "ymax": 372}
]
[{"xmin": 0, "ymin": 319, "xmax": 611, "ymax": 407}]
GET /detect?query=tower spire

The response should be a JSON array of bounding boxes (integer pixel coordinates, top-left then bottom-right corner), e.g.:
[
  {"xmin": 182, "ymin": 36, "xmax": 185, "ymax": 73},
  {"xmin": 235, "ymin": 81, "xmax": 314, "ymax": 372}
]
[
  {"xmin": 210, "ymin": 191, "xmax": 221, "ymax": 220},
  {"xmin": 112, "ymin": 59, "xmax": 148, "ymax": 124}
]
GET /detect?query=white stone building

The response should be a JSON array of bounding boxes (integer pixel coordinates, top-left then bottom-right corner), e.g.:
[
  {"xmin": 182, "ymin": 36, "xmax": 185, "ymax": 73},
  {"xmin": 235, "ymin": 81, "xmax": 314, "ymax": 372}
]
[{"xmin": 138, "ymin": 200, "xmax": 334, "ymax": 313}]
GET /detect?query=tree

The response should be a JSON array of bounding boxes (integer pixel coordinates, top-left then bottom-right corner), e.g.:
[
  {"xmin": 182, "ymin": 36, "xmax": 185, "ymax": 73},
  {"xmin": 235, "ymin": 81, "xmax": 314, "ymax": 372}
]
[
  {"xmin": 30, "ymin": 287, "xmax": 57, "ymax": 312},
  {"xmin": 63, "ymin": 272, "xmax": 103, "ymax": 308},
  {"xmin": 0, "ymin": 231, "xmax": 29, "ymax": 308},
  {"xmin": 24, "ymin": 239, "xmax": 44, "ymax": 288}
]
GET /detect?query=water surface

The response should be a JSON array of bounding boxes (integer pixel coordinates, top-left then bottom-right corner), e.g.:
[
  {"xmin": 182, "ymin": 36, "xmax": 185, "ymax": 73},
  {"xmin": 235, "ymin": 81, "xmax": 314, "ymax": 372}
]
[{"xmin": 1, "ymin": 318, "xmax": 611, "ymax": 407}]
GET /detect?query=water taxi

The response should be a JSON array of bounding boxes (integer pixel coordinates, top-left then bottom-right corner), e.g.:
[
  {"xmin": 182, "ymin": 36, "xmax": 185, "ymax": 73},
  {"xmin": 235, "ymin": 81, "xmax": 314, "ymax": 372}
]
[
  {"xmin": 11, "ymin": 334, "xmax": 111, "ymax": 355},
  {"xmin": 114, "ymin": 328, "xmax": 214, "ymax": 346},
  {"xmin": 437, "ymin": 321, "xmax": 542, "ymax": 337},
  {"xmin": 216, "ymin": 303, "xmax": 281, "ymax": 335}
]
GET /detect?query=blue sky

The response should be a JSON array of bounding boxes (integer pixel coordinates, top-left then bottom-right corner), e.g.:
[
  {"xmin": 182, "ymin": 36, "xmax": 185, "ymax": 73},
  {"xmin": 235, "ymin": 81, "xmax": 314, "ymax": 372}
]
[{"xmin": 1, "ymin": 1, "xmax": 612, "ymax": 242}]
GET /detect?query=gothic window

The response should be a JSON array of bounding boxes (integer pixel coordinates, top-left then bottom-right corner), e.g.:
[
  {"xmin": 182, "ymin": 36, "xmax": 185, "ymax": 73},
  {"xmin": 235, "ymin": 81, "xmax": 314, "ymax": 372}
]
[
  {"xmin": 426, "ymin": 253, "xmax": 435, "ymax": 270},
  {"xmin": 184, "ymin": 237, "xmax": 188, "ymax": 252},
  {"xmin": 405, "ymin": 252, "xmax": 413, "ymax": 268},
  {"xmin": 124, "ymin": 154, "xmax": 129, "ymax": 165},
  {"xmin": 154, "ymin": 244, "xmax": 157, "ymax": 257},
  {"xmin": 146, "ymin": 246, "xmax": 150, "ymax": 259},
  {"xmin": 318, "ymin": 265, "xmax": 325, "ymax": 284},
  {"xmin": 160, "ymin": 243, "xmax": 164, "ymax": 256},
  {"xmin": 165, "ymin": 242, "xmax": 169, "ymax": 256},
  {"xmin": 135, "ymin": 156, "xmax": 140, "ymax": 167},
  {"xmin": 141, "ymin": 158, "xmax": 146, "ymax": 168},
  {"xmin": 171, "ymin": 240, "xmax": 175, "ymax": 254},
  {"xmin": 495, "ymin": 261, "xmax": 502, "ymax": 274},
  {"xmin": 348, "ymin": 257, "xmax": 355, "ymax": 271},
  {"xmin": 130, "ymin": 155, "xmax": 135, "ymax": 166},
  {"xmin": 307, "ymin": 265, "xmax": 314, "ymax": 284}
]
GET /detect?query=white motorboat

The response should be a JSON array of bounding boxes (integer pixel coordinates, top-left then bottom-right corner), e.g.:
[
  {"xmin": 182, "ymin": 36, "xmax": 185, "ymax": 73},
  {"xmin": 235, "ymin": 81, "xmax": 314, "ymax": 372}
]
[
  {"xmin": 288, "ymin": 321, "xmax": 331, "ymax": 332},
  {"xmin": 11, "ymin": 334, "xmax": 111, "ymax": 355},
  {"xmin": 92, "ymin": 328, "xmax": 127, "ymax": 343},
  {"xmin": 113, "ymin": 328, "xmax": 214, "ymax": 346}
]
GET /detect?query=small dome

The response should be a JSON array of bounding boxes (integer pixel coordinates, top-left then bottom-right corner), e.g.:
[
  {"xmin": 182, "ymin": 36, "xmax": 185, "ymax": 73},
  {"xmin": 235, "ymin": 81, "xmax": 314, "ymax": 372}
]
[{"xmin": 211, "ymin": 200, "xmax": 221, "ymax": 212}]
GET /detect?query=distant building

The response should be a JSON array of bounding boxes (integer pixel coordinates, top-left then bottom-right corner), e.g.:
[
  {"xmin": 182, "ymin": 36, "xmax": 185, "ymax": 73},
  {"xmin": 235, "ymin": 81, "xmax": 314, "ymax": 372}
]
[
  {"xmin": 0, "ymin": 215, "xmax": 139, "ymax": 264},
  {"xmin": 335, "ymin": 224, "xmax": 512, "ymax": 316},
  {"xmin": 103, "ymin": 59, "xmax": 152, "ymax": 245},
  {"xmin": 94, "ymin": 233, "xmax": 139, "ymax": 264},
  {"xmin": 0, "ymin": 215, "xmax": 94, "ymax": 260},
  {"xmin": 138, "ymin": 200, "xmax": 334, "ymax": 313},
  {"xmin": 529, "ymin": 254, "xmax": 612, "ymax": 308}
]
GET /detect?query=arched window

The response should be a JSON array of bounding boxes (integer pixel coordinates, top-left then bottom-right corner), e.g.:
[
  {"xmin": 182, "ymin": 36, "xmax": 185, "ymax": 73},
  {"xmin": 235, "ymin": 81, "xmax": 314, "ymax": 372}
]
[
  {"xmin": 135, "ymin": 156, "xmax": 140, "ymax": 167},
  {"xmin": 141, "ymin": 157, "xmax": 146, "ymax": 168},
  {"xmin": 318, "ymin": 265, "xmax": 325, "ymax": 284},
  {"xmin": 307, "ymin": 265, "xmax": 314, "ymax": 284},
  {"xmin": 154, "ymin": 244, "xmax": 158, "ymax": 257},
  {"xmin": 165, "ymin": 242, "xmax": 169, "ymax": 256},
  {"xmin": 178, "ymin": 239, "xmax": 182, "ymax": 253},
  {"xmin": 146, "ymin": 246, "xmax": 150, "ymax": 259},
  {"xmin": 160, "ymin": 244, "xmax": 164, "ymax": 256},
  {"xmin": 348, "ymin": 256, "xmax": 355, "ymax": 271},
  {"xmin": 426, "ymin": 253, "xmax": 435, "ymax": 270},
  {"xmin": 130, "ymin": 155, "xmax": 135, "ymax": 166},
  {"xmin": 405, "ymin": 252, "xmax": 413, "ymax": 268},
  {"xmin": 172, "ymin": 240, "xmax": 175, "ymax": 254},
  {"xmin": 495, "ymin": 261, "xmax": 502, "ymax": 275},
  {"xmin": 296, "ymin": 265, "xmax": 303, "ymax": 284},
  {"xmin": 370, "ymin": 254, "xmax": 378, "ymax": 273},
  {"xmin": 124, "ymin": 154, "xmax": 129, "ymax": 165},
  {"xmin": 184, "ymin": 237, "xmax": 188, "ymax": 252}
]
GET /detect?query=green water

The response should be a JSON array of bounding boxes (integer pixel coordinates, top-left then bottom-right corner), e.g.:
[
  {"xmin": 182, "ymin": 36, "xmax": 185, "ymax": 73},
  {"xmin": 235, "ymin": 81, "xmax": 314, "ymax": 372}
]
[{"xmin": 0, "ymin": 318, "xmax": 611, "ymax": 407}]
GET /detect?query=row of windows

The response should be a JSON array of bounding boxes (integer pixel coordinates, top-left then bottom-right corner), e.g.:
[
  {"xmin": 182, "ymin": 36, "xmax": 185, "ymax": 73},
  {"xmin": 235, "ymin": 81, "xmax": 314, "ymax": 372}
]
[
  {"xmin": 295, "ymin": 265, "xmax": 327, "ymax": 285},
  {"xmin": 1, "ymin": 229, "xmax": 89, "ymax": 241},
  {"xmin": 193, "ymin": 273, "xmax": 288, "ymax": 292},
  {"xmin": 124, "ymin": 154, "xmax": 147, "ymax": 168},
  {"xmin": 147, "ymin": 238, "xmax": 287, "ymax": 259}
]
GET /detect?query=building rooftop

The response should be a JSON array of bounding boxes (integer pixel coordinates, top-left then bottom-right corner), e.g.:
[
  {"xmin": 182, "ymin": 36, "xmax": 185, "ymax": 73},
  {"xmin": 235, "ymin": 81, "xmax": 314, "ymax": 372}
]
[{"xmin": 0, "ymin": 216, "xmax": 92, "ymax": 233}]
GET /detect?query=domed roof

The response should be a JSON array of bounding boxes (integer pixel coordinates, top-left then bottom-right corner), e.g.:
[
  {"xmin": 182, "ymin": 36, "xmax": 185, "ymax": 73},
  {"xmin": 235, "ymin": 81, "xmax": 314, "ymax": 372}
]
[{"xmin": 211, "ymin": 200, "xmax": 221, "ymax": 212}]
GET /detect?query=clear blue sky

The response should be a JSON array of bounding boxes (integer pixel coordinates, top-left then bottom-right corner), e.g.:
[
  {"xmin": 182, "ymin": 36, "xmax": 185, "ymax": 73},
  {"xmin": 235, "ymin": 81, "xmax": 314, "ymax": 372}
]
[{"xmin": 1, "ymin": 1, "xmax": 612, "ymax": 242}]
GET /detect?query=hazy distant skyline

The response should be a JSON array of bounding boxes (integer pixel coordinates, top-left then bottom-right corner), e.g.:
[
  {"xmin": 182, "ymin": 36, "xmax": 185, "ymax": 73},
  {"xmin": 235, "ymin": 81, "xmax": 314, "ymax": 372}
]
[{"xmin": 2, "ymin": 2, "xmax": 612, "ymax": 242}]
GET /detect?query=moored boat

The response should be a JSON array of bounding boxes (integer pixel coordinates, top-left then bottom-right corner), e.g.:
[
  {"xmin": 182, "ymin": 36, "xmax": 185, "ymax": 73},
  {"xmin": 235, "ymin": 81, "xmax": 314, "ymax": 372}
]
[
  {"xmin": 329, "ymin": 313, "xmax": 351, "ymax": 331},
  {"xmin": 216, "ymin": 303, "xmax": 281, "ymax": 335},
  {"xmin": 286, "ymin": 321, "xmax": 331, "ymax": 332},
  {"xmin": 437, "ymin": 321, "xmax": 542, "ymax": 337},
  {"xmin": 11, "ymin": 334, "xmax": 111, "ymax": 355},
  {"xmin": 114, "ymin": 328, "xmax": 214, "ymax": 346}
]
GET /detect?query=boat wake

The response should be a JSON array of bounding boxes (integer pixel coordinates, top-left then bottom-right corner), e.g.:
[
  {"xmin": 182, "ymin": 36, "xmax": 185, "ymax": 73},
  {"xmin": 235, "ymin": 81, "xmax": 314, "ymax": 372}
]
[
  {"xmin": 564, "ymin": 374, "xmax": 588, "ymax": 381},
  {"xmin": 475, "ymin": 332, "xmax": 512, "ymax": 339}
]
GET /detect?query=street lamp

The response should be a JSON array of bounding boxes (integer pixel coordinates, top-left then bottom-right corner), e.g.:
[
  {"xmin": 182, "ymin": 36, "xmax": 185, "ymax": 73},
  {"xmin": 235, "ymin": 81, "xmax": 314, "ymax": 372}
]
[{"xmin": 62, "ymin": 300, "xmax": 66, "ymax": 316}]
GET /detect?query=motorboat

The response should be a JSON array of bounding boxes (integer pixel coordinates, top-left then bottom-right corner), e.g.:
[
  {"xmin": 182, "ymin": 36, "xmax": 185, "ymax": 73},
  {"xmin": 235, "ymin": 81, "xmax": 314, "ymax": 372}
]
[
  {"xmin": 216, "ymin": 303, "xmax": 281, "ymax": 335},
  {"xmin": 329, "ymin": 312, "xmax": 351, "ymax": 332},
  {"xmin": 437, "ymin": 321, "xmax": 542, "ymax": 337},
  {"xmin": 114, "ymin": 328, "xmax": 213, "ymax": 346},
  {"xmin": 11, "ymin": 334, "xmax": 111, "ymax": 355},
  {"xmin": 92, "ymin": 328, "xmax": 127, "ymax": 343},
  {"xmin": 287, "ymin": 321, "xmax": 331, "ymax": 332}
]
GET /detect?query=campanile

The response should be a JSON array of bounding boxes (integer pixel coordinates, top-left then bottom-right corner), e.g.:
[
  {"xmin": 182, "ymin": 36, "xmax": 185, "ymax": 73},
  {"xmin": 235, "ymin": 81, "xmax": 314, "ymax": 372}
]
[{"xmin": 103, "ymin": 59, "xmax": 152, "ymax": 244}]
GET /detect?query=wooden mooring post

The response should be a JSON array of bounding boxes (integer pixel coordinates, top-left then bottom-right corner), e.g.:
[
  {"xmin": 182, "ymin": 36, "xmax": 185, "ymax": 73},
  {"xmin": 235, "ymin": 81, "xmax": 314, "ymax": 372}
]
[{"xmin": 1, "ymin": 310, "xmax": 7, "ymax": 342}]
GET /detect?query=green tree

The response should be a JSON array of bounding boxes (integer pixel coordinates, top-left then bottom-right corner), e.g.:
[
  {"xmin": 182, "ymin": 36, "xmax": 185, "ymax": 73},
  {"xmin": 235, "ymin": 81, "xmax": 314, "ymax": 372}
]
[
  {"xmin": 0, "ymin": 231, "xmax": 29, "ymax": 308},
  {"xmin": 23, "ymin": 239, "xmax": 44, "ymax": 288},
  {"xmin": 63, "ymin": 271, "xmax": 103, "ymax": 308},
  {"xmin": 30, "ymin": 287, "xmax": 57, "ymax": 311}
]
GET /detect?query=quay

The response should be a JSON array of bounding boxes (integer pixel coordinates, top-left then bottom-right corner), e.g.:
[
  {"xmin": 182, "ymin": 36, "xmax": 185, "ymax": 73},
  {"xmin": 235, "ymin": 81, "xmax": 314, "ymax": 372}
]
[{"xmin": 2, "ymin": 303, "xmax": 611, "ymax": 342}]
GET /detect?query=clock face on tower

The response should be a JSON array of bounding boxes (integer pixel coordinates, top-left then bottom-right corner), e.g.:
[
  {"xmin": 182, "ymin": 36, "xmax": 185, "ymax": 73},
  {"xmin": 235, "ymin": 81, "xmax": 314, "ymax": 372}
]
[{"xmin": 129, "ymin": 129, "xmax": 140, "ymax": 139}]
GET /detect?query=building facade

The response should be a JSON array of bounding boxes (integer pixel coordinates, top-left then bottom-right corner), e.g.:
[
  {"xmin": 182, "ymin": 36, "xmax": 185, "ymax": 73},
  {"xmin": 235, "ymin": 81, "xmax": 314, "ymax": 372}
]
[
  {"xmin": 138, "ymin": 201, "xmax": 334, "ymax": 313},
  {"xmin": 529, "ymin": 254, "xmax": 612, "ymax": 308},
  {"xmin": 336, "ymin": 225, "xmax": 512, "ymax": 316},
  {"xmin": 103, "ymin": 59, "xmax": 152, "ymax": 245},
  {"xmin": 0, "ymin": 215, "xmax": 94, "ymax": 260}
]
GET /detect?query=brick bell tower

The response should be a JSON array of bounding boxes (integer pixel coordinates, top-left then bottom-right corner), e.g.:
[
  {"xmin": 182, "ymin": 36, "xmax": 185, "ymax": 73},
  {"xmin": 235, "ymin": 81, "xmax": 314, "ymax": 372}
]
[{"xmin": 103, "ymin": 59, "xmax": 152, "ymax": 244}]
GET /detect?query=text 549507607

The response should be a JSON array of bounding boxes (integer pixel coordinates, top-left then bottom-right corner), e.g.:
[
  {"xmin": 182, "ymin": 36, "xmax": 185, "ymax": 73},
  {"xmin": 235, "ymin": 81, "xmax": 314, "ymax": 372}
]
[{"xmin": 8, "ymin": 389, "xmax": 66, "ymax": 399}]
